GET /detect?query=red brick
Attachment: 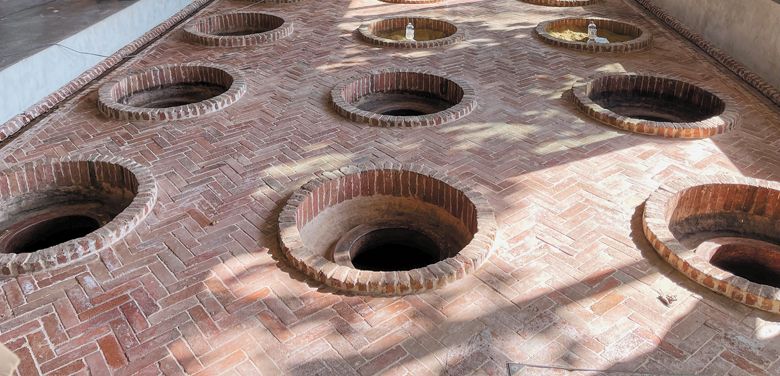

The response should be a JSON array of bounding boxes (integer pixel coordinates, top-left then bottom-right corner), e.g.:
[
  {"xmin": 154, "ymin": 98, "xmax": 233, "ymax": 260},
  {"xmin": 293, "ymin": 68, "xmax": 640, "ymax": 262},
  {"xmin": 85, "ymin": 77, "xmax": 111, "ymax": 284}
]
[
  {"xmin": 98, "ymin": 334, "xmax": 128, "ymax": 368},
  {"xmin": 0, "ymin": 0, "xmax": 777, "ymax": 375},
  {"xmin": 590, "ymin": 293, "xmax": 625, "ymax": 315},
  {"xmin": 357, "ymin": 345, "xmax": 407, "ymax": 376}
]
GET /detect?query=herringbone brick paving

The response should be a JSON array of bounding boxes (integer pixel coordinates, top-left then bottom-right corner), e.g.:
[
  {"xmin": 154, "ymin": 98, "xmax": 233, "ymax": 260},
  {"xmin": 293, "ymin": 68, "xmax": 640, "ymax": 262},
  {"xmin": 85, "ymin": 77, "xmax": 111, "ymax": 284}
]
[{"xmin": 1, "ymin": 0, "xmax": 779, "ymax": 374}]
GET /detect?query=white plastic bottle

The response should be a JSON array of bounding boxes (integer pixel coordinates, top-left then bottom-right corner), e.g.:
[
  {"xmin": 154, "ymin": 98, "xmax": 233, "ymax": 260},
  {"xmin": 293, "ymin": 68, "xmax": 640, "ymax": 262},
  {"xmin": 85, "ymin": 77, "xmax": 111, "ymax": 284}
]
[
  {"xmin": 405, "ymin": 22, "xmax": 415, "ymax": 41},
  {"xmin": 587, "ymin": 21, "xmax": 597, "ymax": 44}
]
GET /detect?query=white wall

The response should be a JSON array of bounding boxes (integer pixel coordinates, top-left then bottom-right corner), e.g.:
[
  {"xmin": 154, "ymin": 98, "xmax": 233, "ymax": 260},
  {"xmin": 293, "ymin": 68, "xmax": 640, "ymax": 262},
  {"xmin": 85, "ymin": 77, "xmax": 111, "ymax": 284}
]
[
  {"xmin": 0, "ymin": 0, "xmax": 192, "ymax": 124},
  {"xmin": 650, "ymin": 0, "xmax": 780, "ymax": 90}
]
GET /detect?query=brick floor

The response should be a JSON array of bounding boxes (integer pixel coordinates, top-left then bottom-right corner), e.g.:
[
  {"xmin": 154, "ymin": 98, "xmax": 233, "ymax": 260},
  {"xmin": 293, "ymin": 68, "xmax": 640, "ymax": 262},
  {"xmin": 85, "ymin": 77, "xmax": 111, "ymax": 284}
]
[{"xmin": 2, "ymin": 0, "xmax": 780, "ymax": 375}]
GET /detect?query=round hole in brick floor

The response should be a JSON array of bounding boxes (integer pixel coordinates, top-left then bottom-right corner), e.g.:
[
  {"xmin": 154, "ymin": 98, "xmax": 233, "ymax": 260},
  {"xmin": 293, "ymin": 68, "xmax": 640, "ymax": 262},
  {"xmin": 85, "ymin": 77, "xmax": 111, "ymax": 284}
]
[
  {"xmin": 357, "ymin": 92, "xmax": 454, "ymax": 116},
  {"xmin": 336, "ymin": 225, "xmax": 443, "ymax": 272},
  {"xmin": 534, "ymin": 18, "xmax": 650, "ymax": 53},
  {"xmin": 0, "ymin": 166, "xmax": 136, "ymax": 256},
  {"xmin": 278, "ymin": 165, "xmax": 497, "ymax": 295},
  {"xmin": 572, "ymin": 73, "xmax": 738, "ymax": 138},
  {"xmin": 590, "ymin": 77, "xmax": 721, "ymax": 122},
  {"xmin": 2, "ymin": 215, "xmax": 102, "ymax": 254},
  {"xmin": 118, "ymin": 82, "xmax": 228, "ymax": 109},
  {"xmin": 304, "ymin": 194, "xmax": 473, "ymax": 271},
  {"xmin": 331, "ymin": 69, "xmax": 476, "ymax": 127},
  {"xmin": 184, "ymin": 12, "xmax": 292, "ymax": 47},
  {"xmin": 0, "ymin": 157, "xmax": 157, "ymax": 275},
  {"xmin": 382, "ymin": 109, "xmax": 424, "ymax": 116},
  {"xmin": 98, "ymin": 64, "xmax": 246, "ymax": 121},
  {"xmin": 358, "ymin": 17, "xmax": 462, "ymax": 49},
  {"xmin": 643, "ymin": 178, "xmax": 780, "ymax": 313},
  {"xmin": 696, "ymin": 238, "xmax": 780, "ymax": 288}
]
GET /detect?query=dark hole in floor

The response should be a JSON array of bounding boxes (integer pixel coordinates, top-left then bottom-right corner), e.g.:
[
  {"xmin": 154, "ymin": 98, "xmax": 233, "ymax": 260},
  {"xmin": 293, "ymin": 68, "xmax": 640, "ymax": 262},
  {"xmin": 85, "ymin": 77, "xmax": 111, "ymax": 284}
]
[
  {"xmin": 356, "ymin": 92, "xmax": 453, "ymax": 116},
  {"xmin": 592, "ymin": 96, "xmax": 716, "ymax": 123},
  {"xmin": 382, "ymin": 109, "xmax": 426, "ymax": 116},
  {"xmin": 212, "ymin": 27, "xmax": 273, "ymax": 36},
  {"xmin": 629, "ymin": 114, "xmax": 677, "ymax": 122},
  {"xmin": 351, "ymin": 228, "xmax": 441, "ymax": 271},
  {"xmin": 119, "ymin": 83, "xmax": 228, "ymax": 108},
  {"xmin": 710, "ymin": 243, "xmax": 780, "ymax": 288},
  {"xmin": 5, "ymin": 215, "xmax": 102, "ymax": 253}
]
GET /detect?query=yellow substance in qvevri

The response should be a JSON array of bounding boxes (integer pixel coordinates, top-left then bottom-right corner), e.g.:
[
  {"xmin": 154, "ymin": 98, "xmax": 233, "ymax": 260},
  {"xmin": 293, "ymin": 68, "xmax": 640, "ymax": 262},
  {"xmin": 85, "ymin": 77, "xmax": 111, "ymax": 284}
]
[
  {"xmin": 548, "ymin": 25, "xmax": 636, "ymax": 43},
  {"xmin": 374, "ymin": 28, "xmax": 449, "ymax": 41}
]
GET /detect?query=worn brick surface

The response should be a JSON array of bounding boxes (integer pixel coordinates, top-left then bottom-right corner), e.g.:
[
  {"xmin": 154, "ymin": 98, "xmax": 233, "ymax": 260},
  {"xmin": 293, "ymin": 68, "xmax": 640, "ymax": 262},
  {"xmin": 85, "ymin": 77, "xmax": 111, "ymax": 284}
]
[{"xmin": 1, "ymin": 0, "xmax": 779, "ymax": 375}]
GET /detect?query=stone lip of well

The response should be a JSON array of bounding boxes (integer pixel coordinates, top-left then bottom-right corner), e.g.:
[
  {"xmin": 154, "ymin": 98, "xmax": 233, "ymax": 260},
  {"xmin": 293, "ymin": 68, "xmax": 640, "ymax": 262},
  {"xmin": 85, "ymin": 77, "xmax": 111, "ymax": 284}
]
[
  {"xmin": 330, "ymin": 68, "xmax": 477, "ymax": 127},
  {"xmin": 183, "ymin": 11, "xmax": 293, "ymax": 47},
  {"xmin": 97, "ymin": 63, "xmax": 247, "ymax": 121},
  {"xmin": 277, "ymin": 163, "xmax": 497, "ymax": 296},
  {"xmin": 357, "ymin": 17, "xmax": 464, "ymax": 49},
  {"xmin": 534, "ymin": 17, "xmax": 652, "ymax": 53},
  {"xmin": 0, "ymin": 155, "xmax": 157, "ymax": 276},
  {"xmin": 643, "ymin": 175, "xmax": 780, "ymax": 314},
  {"xmin": 571, "ymin": 72, "xmax": 739, "ymax": 138},
  {"xmin": 518, "ymin": 0, "xmax": 597, "ymax": 7}
]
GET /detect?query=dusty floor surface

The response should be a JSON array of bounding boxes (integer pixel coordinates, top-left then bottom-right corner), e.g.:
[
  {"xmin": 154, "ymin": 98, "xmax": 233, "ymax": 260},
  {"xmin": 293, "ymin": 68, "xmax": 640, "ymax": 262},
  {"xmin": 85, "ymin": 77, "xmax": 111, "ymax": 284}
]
[{"xmin": 1, "ymin": 0, "xmax": 779, "ymax": 375}]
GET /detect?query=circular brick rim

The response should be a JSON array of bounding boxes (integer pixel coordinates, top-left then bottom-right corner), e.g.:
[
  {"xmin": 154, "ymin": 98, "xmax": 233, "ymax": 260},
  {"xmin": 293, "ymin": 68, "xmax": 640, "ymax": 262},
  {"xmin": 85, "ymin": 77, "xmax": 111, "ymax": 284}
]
[
  {"xmin": 98, "ymin": 63, "xmax": 247, "ymax": 121},
  {"xmin": 330, "ymin": 68, "xmax": 477, "ymax": 127},
  {"xmin": 643, "ymin": 176, "xmax": 780, "ymax": 314},
  {"xmin": 278, "ymin": 163, "xmax": 498, "ymax": 295},
  {"xmin": 518, "ymin": 0, "xmax": 596, "ymax": 6},
  {"xmin": 0, "ymin": 155, "xmax": 158, "ymax": 276},
  {"xmin": 357, "ymin": 17, "xmax": 464, "ymax": 49},
  {"xmin": 183, "ymin": 12, "xmax": 293, "ymax": 47},
  {"xmin": 533, "ymin": 17, "xmax": 651, "ymax": 53},
  {"xmin": 571, "ymin": 72, "xmax": 739, "ymax": 138}
]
